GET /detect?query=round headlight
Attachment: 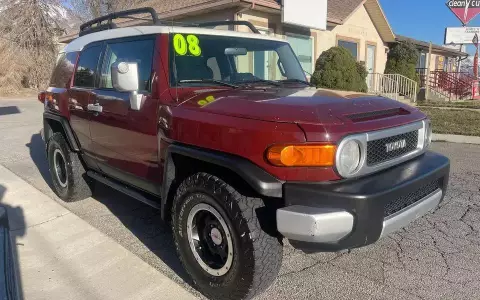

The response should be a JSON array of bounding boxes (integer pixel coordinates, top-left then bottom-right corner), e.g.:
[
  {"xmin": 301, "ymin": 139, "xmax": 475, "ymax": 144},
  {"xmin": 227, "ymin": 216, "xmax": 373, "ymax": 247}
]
[{"xmin": 337, "ymin": 140, "xmax": 361, "ymax": 176}]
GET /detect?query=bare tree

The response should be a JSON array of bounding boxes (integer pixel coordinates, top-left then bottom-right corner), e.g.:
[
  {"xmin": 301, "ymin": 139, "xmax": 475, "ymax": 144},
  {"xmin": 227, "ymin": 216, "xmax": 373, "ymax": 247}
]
[
  {"xmin": 71, "ymin": 0, "xmax": 150, "ymax": 21},
  {"xmin": 0, "ymin": 0, "xmax": 63, "ymax": 93}
]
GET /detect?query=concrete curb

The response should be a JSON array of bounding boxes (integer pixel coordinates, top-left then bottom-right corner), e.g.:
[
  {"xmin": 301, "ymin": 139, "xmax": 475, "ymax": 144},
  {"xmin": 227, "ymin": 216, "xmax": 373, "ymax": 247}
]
[
  {"xmin": 432, "ymin": 133, "xmax": 480, "ymax": 145},
  {"xmin": 0, "ymin": 164, "xmax": 197, "ymax": 300}
]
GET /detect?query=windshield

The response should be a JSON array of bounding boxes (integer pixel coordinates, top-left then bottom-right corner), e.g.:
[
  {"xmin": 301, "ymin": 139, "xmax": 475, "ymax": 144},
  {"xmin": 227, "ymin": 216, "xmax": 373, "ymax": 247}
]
[{"xmin": 170, "ymin": 33, "xmax": 307, "ymax": 87}]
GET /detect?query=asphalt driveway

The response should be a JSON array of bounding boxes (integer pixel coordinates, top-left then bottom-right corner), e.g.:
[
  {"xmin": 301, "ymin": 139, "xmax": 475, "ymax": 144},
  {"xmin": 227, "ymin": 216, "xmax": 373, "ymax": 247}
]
[{"xmin": 1, "ymin": 98, "xmax": 479, "ymax": 300}]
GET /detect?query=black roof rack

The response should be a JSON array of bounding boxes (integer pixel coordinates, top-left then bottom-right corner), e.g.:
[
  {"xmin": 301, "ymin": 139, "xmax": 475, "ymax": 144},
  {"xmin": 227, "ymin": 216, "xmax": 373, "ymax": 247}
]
[
  {"xmin": 78, "ymin": 7, "xmax": 260, "ymax": 37},
  {"xmin": 196, "ymin": 21, "xmax": 260, "ymax": 34},
  {"xmin": 79, "ymin": 7, "xmax": 159, "ymax": 37}
]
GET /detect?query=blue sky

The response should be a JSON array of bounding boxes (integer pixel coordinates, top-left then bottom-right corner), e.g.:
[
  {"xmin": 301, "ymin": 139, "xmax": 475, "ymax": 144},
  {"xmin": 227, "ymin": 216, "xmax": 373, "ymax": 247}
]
[{"xmin": 379, "ymin": 0, "xmax": 478, "ymax": 54}]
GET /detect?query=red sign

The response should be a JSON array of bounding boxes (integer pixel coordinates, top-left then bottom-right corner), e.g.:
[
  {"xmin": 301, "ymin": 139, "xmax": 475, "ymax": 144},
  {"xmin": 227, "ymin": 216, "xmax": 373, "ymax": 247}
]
[
  {"xmin": 447, "ymin": 0, "xmax": 480, "ymax": 25},
  {"xmin": 472, "ymin": 80, "xmax": 480, "ymax": 99}
]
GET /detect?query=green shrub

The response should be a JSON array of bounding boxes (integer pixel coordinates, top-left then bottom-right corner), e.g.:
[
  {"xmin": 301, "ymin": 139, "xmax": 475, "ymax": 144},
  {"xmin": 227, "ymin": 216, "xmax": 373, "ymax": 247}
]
[
  {"xmin": 310, "ymin": 47, "xmax": 368, "ymax": 92},
  {"xmin": 385, "ymin": 41, "xmax": 419, "ymax": 84}
]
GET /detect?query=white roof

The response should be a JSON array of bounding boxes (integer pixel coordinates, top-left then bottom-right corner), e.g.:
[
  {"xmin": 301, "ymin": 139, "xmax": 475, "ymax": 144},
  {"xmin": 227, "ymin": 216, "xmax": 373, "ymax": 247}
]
[{"xmin": 63, "ymin": 26, "xmax": 287, "ymax": 53}]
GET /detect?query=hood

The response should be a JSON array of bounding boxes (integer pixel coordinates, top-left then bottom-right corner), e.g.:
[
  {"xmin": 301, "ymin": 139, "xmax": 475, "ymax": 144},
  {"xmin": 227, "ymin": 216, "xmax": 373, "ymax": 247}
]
[{"xmin": 178, "ymin": 87, "xmax": 422, "ymax": 126}]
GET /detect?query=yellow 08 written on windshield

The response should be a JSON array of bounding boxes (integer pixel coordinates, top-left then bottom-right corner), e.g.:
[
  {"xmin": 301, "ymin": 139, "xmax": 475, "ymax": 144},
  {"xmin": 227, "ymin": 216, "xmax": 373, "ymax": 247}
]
[{"xmin": 173, "ymin": 34, "xmax": 202, "ymax": 56}]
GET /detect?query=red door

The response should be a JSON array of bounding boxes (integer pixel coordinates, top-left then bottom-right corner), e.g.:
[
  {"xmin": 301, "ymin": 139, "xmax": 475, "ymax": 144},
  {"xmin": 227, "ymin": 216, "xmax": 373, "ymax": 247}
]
[
  {"xmin": 69, "ymin": 44, "xmax": 103, "ymax": 167},
  {"xmin": 88, "ymin": 36, "xmax": 161, "ymax": 194}
]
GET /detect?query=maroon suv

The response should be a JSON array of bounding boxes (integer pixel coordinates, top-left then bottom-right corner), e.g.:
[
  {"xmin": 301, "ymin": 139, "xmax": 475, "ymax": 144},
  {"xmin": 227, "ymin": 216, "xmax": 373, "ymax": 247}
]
[{"xmin": 39, "ymin": 8, "xmax": 450, "ymax": 300}]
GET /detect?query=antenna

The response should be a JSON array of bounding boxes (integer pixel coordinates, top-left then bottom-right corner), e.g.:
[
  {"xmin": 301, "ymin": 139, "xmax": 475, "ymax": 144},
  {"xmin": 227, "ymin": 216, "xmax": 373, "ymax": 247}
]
[{"xmin": 171, "ymin": 17, "xmax": 179, "ymax": 102}]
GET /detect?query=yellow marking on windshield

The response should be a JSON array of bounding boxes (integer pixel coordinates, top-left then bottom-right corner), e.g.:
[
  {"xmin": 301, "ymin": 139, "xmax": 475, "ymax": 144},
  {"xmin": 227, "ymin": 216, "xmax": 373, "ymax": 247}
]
[
  {"xmin": 187, "ymin": 35, "xmax": 202, "ymax": 56},
  {"xmin": 173, "ymin": 34, "xmax": 202, "ymax": 56},
  {"xmin": 173, "ymin": 34, "xmax": 188, "ymax": 56}
]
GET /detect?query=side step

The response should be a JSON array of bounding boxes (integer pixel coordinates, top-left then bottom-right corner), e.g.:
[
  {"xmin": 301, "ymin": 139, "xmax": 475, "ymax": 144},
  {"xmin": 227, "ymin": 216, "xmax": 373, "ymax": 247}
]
[{"xmin": 87, "ymin": 171, "xmax": 161, "ymax": 210}]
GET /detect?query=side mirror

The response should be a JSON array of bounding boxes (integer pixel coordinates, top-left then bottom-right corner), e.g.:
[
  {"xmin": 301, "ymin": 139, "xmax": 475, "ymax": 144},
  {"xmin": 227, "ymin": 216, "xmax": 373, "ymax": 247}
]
[{"xmin": 111, "ymin": 62, "xmax": 142, "ymax": 111}]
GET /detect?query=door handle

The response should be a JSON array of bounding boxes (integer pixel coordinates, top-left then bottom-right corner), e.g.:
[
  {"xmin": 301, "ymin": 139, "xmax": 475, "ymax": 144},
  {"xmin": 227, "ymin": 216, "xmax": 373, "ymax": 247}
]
[{"xmin": 87, "ymin": 103, "xmax": 103, "ymax": 113}]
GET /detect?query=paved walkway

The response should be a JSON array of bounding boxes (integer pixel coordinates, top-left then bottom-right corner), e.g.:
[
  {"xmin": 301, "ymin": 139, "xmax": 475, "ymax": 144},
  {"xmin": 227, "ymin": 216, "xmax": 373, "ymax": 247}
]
[
  {"xmin": 432, "ymin": 133, "xmax": 480, "ymax": 145},
  {"xmin": 0, "ymin": 164, "xmax": 196, "ymax": 300}
]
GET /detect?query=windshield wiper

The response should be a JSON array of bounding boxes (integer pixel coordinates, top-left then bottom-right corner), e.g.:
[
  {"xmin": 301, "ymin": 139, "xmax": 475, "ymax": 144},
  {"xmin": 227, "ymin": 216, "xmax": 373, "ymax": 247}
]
[
  {"xmin": 277, "ymin": 79, "xmax": 312, "ymax": 86},
  {"xmin": 235, "ymin": 79, "xmax": 281, "ymax": 87},
  {"xmin": 178, "ymin": 79, "xmax": 239, "ymax": 89}
]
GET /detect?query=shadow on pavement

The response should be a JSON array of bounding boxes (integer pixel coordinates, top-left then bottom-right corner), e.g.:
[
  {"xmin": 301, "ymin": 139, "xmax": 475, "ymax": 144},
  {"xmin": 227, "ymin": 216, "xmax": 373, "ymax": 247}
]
[
  {"xmin": 0, "ymin": 106, "xmax": 21, "ymax": 116},
  {"xmin": 0, "ymin": 185, "xmax": 25, "ymax": 300},
  {"xmin": 26, "ymin": 133, "xmax": 53, "ymax": 188},
  {"xmin": 92, "ymin": 184, "xmax": 191, "ymax": 284},
  {"xmin": 27, "ymin": 133, "xmax": 192, "ymax": 289}
]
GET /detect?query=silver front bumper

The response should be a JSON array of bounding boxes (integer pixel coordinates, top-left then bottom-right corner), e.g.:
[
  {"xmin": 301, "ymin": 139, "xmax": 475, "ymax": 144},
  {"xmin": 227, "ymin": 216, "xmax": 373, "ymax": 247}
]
[
  {"xmin": 380, "ymin": 189, "xmax": 442, "ymax": 237},
  {"xmin": 277, "ymin": 189, "xmax": 442, "ymax": 244},
  {"xmin": 276, "ymin": 206, "xmax": 354, "ymax": 243}
]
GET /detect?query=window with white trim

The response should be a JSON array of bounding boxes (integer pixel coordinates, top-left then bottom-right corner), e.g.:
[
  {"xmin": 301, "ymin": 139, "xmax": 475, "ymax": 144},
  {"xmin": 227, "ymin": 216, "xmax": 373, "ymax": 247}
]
[
  {"xmin": 338, "ymin": 40, "xmax": 359, "ymax": 60},
  {"xmin": 286, "ymin": 34, "xmax": 314, "ymax": 73}
]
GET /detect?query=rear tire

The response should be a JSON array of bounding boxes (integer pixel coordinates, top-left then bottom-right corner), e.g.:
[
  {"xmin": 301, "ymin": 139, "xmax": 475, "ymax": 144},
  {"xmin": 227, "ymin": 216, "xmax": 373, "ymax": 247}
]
[
  {"xmin": 47, "ymin": 133, "xmax": 93, "ymax": 202},
  {"xmin": 172, "ymin": 172, "xmax": 283, "ymax": 300}
]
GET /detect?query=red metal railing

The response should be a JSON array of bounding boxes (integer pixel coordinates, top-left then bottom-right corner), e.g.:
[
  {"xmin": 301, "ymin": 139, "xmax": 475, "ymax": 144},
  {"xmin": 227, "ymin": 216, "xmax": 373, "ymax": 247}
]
[{"xmin": 429, "ymin": 71, "xmax": 474, "ymax": 101}]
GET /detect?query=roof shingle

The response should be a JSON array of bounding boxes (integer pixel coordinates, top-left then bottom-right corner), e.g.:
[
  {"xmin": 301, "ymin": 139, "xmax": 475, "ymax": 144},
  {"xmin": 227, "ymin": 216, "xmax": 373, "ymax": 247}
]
[
  {"xmin": 141, "ymin": 0, "xmax": 218, "ymax": 15},
  {"xmin": 141, "ymin": 0, "xmax": 365, "ymax": 24},
  {"xmin": 396, "ymin": 35, "xmax": 468, "ymax": 57},
  {"xmin": 327, "ymin": 0, "xmax": 365, "ymax": 23}
]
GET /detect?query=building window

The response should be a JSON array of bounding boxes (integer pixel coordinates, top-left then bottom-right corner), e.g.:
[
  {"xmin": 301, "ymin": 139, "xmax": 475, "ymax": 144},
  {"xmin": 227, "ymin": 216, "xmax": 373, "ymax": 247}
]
[
  {"xmin": 435, "ymin": 55, "xmax": 446, "ymax": 71},
  {"xmin": 286, "ymin": 34, "xmax": 314, "ymax": 73},
  {"xmin": 417, "ymin": 52, "xmax": 426, "ymax": 69},
  {"xmin": 338, "ymin": 39, "xmax": 359, "ymax": 60}
]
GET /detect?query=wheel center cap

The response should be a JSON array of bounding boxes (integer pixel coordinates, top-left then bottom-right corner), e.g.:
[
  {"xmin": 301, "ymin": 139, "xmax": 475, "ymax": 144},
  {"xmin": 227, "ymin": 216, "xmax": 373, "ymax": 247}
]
[{"xmin": 210, "ymin": 227, "xmax": 223, "ymax": 245}]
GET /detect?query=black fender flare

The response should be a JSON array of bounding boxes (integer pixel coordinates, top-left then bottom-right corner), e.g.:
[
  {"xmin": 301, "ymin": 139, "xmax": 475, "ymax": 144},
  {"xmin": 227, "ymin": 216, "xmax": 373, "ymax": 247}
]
[
  {"xmin": 43, "ymin": 112, "xmax": 80, "ymax": 152},
  {"xmin": 160, "ymin": 144, "xmax": 284, "ymax": 219}
]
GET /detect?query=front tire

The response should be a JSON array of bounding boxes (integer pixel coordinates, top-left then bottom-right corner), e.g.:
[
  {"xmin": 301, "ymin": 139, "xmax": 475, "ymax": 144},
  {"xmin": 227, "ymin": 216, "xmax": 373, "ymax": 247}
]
[
  {"xmin": 172, "ymin": 173, "xmax": 283, "ymax": 300},
  {"xmin": 47, "ymin": 133, "xmax": 93, "ymax": 202}
]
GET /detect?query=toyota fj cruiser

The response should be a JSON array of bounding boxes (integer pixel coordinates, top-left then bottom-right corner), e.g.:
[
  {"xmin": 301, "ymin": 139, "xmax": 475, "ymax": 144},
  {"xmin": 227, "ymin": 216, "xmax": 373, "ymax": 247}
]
[{"xmin": 39, "ymin": 7, "xmax": 450, "ymax": 300}]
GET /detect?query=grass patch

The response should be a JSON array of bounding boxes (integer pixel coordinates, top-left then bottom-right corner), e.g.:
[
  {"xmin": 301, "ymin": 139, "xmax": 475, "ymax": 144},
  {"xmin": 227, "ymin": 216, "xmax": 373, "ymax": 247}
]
[
  {"xmin": 417, "ymin": 100, "xmax": 480, "ymax": 109},
  {"xmin": 420, "ymin": 107, "xmax": 480, "ymax": 136}
]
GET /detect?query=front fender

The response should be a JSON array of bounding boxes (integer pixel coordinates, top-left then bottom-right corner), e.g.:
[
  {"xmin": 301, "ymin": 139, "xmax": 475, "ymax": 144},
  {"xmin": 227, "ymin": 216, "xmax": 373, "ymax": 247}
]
[{"xmin": 160, "ymin": 144, "xmax": 284, "ymax": 219}]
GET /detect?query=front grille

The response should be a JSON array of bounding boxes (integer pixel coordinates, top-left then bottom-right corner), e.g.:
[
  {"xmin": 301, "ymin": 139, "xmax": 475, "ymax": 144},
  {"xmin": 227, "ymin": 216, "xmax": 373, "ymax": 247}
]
[
  {"xmin": 367, "ymin": 131, "xmax": 418, "ymax": 166},
  {"xmin": 384, "ymin": 179, "xmax": 441, "ymax": 217}
]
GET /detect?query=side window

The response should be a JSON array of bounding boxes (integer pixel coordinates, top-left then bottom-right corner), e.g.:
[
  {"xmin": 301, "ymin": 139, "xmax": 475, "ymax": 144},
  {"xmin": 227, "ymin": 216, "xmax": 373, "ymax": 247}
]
[
  {"xmin": 74, "ymin": 45, "xmax": 102, "ymax": 88},
  {"xmin": 100, "ymin": 39, "xmax": 154, "ymax": 91},
  {"xmin": 50, "ymin": 52, "xmax": 78, "ymax": 88}
]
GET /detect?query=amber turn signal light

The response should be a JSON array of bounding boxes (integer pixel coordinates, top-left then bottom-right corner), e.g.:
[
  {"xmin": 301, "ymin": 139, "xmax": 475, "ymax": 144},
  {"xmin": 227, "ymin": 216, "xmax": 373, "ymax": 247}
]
[{"xmin": 266, "ymin": 144, "xmax": 336, "ymax": 167}]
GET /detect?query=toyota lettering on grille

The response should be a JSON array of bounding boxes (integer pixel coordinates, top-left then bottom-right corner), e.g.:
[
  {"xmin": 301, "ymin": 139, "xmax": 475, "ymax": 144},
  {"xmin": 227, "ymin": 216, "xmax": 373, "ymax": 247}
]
[{"xmin": 385, "ymin": 139, "xmax": 407, "ymax": 153}]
